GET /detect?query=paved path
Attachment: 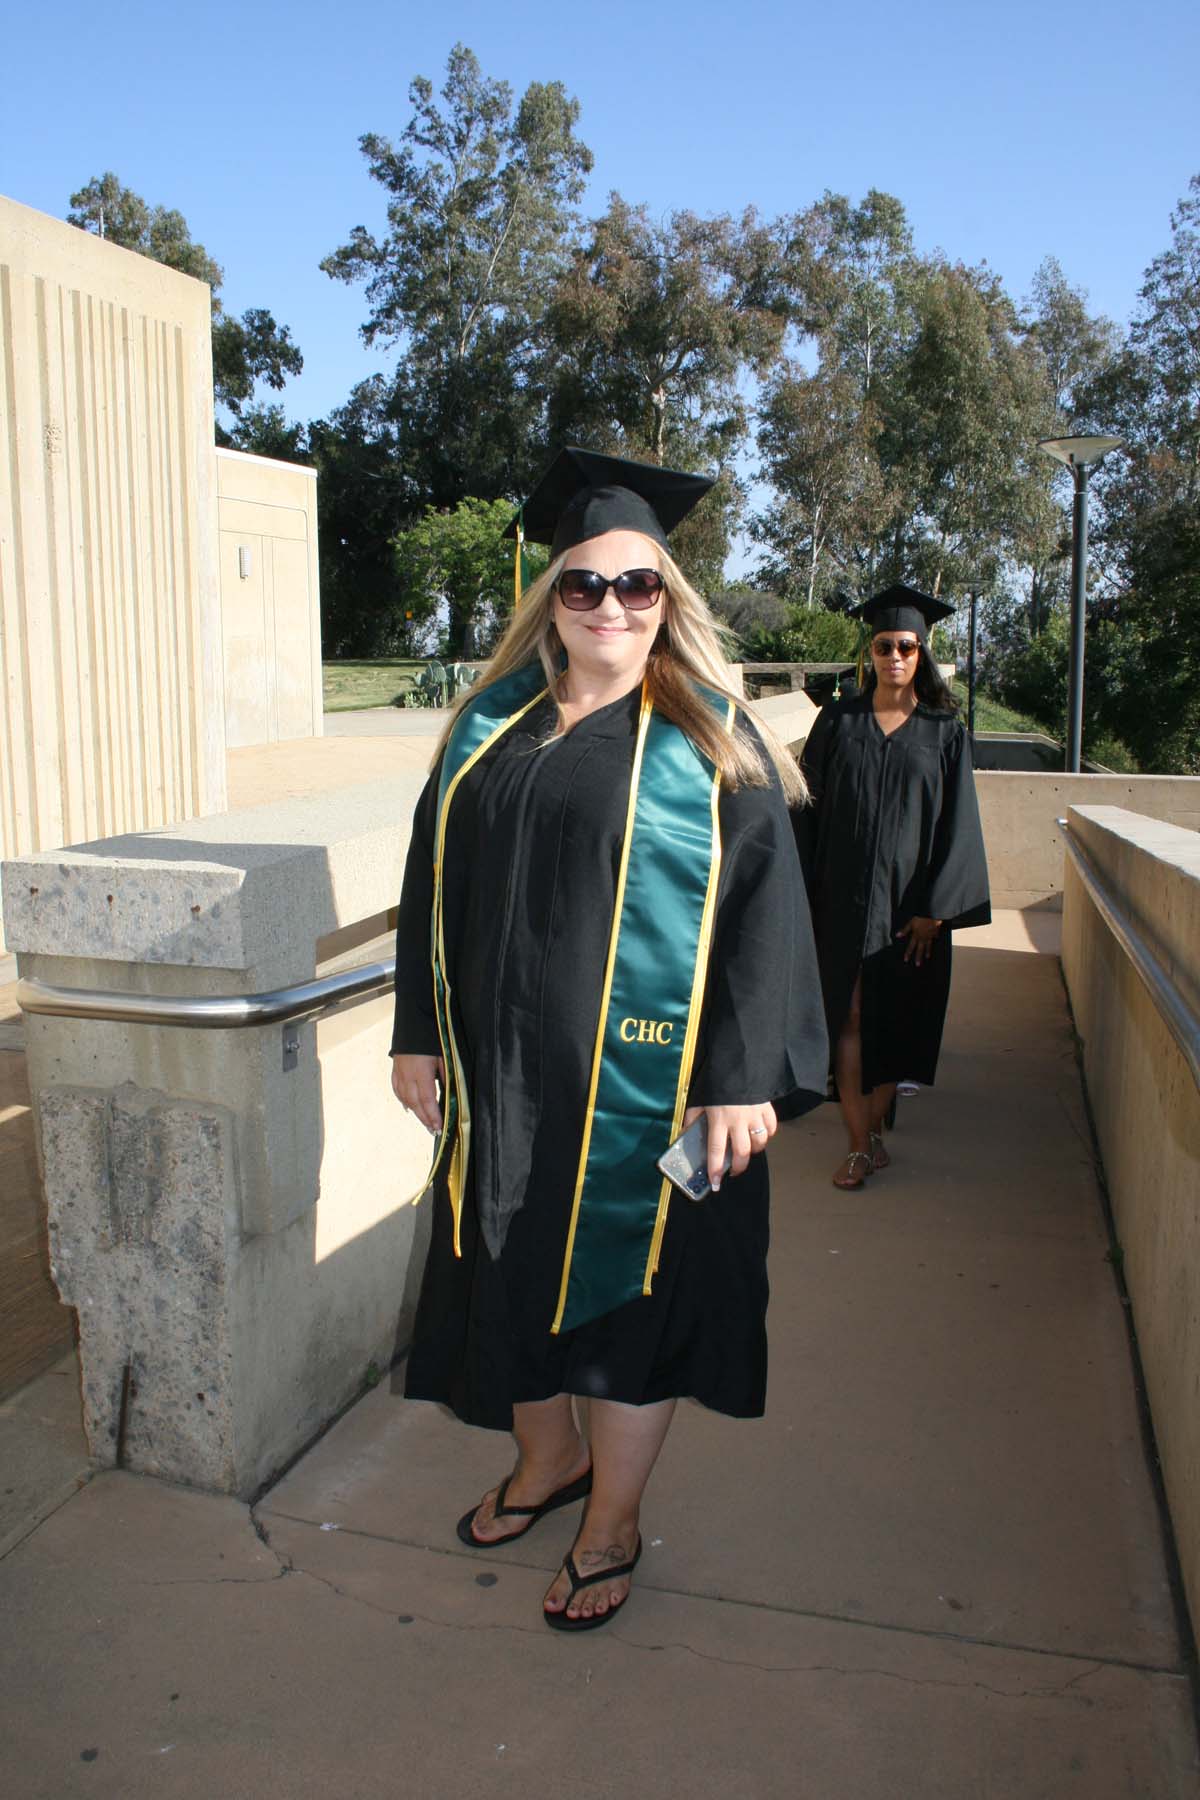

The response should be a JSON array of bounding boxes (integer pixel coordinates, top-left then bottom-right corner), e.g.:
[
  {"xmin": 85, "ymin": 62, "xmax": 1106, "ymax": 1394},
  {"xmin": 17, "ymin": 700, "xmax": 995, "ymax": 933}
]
[
  {"xmin": 1, "ymin": 923, "xmax": 1196, "ymax": 1797},
  {"xmin": 324, "ymin": 706, "xmax": 452, "ymax": 737}
]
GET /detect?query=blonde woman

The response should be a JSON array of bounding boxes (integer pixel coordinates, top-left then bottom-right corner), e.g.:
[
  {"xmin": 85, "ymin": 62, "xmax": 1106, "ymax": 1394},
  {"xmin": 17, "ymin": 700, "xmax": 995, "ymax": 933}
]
[{"xmin": 390, "ymin": 449, "xmax": 826, "ymax": 1631}]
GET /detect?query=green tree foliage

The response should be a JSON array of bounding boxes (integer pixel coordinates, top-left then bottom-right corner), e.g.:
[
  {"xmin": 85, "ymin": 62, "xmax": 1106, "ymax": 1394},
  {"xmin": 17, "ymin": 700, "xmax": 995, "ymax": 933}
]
[
  {"xmin": 68, "ymin": 172, "xmax": 223, "ymax": 287},
  {"xmin": 1023, "ymin": 255, "xmax": 1121, "ymax": 424},
  {"xmin": 1002, "ymin": 175, "xmax": 1200, "ymax": 773},
  {"xmin": 68, "ymin": 173, "xmax": 302, "ymax": 441},
  {"xmin": 756, "ymin": 192, "xmax": 914, "ymax": 602},
  {"xmin": 780, "ymin": 188, "xmax": 916, "ymax": 397},
  {"xmin": 225, "ymin": 404, "xmax": 310, "ymax": 464},
  {"xmin": 1007, "ymin": 259, "xmax": 1121, "ymax": 635},
  {"xmin": 322, "ymin": 44, "xmax": 592, "ymax": 507},
  {"xmin": 546, "ymin": 200, "xmax": 785, "ymax": 464},
  {"xmin": 759, "ymin": 192, "xmax": 1056, "ymax": 641},
  {"xmin": 887, "ymin": 260, "xmax": 1052, "ymax": 603},
  {"xmin": 307, "ymin": 378, "xmax": 414, "ymax": 657},
  {"xmin": 393, "ymin": 497, "xmax": 547, "ymax": 658},
  {"xmin": 543, "ymin": 200, "xmax": 787, "ymax": 581},
  {"xmin": 754, "ymin": 363, "xmax": 892, "ymax": 604},
  {"xmin": 1079, "ymin": 177, "xmax": 1200, "ymax": 774}
]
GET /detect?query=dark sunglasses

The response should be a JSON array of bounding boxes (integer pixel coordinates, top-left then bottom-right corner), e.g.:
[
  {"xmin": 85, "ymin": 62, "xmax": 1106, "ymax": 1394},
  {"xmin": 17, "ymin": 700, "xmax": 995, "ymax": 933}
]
[
  {"xmin": 872, "ymin": 637, "xmax": 921, "ymax": 658},
  {"xmin": 555, "ymin": 567, "xmax": 665, "ymax": 611}
]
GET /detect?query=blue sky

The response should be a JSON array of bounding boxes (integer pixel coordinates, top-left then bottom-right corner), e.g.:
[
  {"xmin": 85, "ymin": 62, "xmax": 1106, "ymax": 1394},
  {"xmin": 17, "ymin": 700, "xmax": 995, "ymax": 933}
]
[{"xmin": 3, "ymin": 0, "xmax": 1196, "ymax": 434}]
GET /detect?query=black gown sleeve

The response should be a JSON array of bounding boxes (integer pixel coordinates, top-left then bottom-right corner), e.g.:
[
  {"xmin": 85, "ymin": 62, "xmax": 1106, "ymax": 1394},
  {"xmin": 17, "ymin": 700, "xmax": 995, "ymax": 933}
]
[
  {"xmin": 688, "ymin": 763, "xmax": 829, "ymax": 1110},
  {"xmin": 912, "ymin": 723, "xmax": 992, "ymax": 929},
  {"xmin": 389, "ymin": 767, "xmax": 443, "ymax": 1057}
]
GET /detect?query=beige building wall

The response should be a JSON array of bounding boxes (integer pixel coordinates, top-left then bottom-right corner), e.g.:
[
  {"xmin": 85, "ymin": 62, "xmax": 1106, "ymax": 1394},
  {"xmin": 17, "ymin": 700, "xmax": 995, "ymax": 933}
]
[
  {"xmin": 0, "ymin": 195, "xmax": 225, "ymax": 952},
  {"xmin": 216, "ymin": 448, "xmax": 322, "ymax": 749}
]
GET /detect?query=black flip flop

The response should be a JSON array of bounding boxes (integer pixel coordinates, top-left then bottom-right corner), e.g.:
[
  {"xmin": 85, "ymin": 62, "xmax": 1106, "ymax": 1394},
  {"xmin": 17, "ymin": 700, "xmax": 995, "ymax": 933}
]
[
  {"xmin": 455, "ymin": 1467, "xmax": 593, "ymax": 1548},
  {"xmin": 543, "ymin": 1535, "xmax": 643, "ymax": 1632}
]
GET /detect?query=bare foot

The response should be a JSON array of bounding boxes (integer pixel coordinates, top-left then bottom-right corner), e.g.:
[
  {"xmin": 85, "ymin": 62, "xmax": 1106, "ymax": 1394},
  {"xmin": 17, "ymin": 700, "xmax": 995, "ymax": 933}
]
[
  {"xmin": 543, "ymin": 1526, "xmax": 640, "ymax": 1624},
  {"xmin": 868, "ymin": 1131, "xmax": 890, "ymax": 1170},
  {"xmin": 463, "ymin": 1442, "xmax": 591, "ymax": 1546}
]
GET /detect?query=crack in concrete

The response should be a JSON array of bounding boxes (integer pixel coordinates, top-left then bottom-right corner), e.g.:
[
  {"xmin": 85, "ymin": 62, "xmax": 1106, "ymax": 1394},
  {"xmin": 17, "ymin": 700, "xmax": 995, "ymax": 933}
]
[
  {"xmin": 253, "ymin": 1514, "xmax": 1185, "ymax": 1707},
  {"xmin": 238, "ymin": 1544, "xmax": 1138, "ymax": 1705},
  {"xmin": 607, "ymin": 1638, "xmax": 1115, "ymax": 1701},
  {"xmin": 255, "ymin": 1506, "xmax": 1186, "ymax": 1683},
  {"xmin": 253, "ymin": 1511, "xmax": 546, "ymax": 1632},
  {"xmin": 136, "ymin": 1569, "xmax": 289, "ymax": 1588}
]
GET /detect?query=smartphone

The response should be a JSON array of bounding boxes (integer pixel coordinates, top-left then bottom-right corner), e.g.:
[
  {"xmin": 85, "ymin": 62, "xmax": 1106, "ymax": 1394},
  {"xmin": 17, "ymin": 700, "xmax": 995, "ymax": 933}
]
[{"xmin": 656, "ymin": 1113, "xmax": 732, "ymax": 1202}]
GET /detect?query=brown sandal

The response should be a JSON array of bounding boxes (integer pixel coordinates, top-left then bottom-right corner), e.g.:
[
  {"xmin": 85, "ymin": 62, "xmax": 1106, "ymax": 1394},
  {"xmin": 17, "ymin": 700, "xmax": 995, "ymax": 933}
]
[{"xmin": 833, "ymin": 1150, "xmax": 873, "ymax": 1190}]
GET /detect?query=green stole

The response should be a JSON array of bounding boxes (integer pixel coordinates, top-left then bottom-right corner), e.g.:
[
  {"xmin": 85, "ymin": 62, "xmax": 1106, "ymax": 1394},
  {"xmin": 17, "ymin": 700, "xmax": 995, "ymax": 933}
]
[{"xmin": 426, "ymin": 664, "xmax": 732, "ymax": 1334}]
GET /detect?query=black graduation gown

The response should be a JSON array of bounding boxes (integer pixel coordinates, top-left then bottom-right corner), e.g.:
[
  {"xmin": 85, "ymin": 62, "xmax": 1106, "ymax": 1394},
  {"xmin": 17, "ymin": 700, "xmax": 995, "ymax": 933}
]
[
  {"xmin": 390, "ymin": 687, "xmax": 828, "ymax": 1431},
  {"xmin": 796, "ymin": 692, "xmax": 990, "ymax": 1093}
]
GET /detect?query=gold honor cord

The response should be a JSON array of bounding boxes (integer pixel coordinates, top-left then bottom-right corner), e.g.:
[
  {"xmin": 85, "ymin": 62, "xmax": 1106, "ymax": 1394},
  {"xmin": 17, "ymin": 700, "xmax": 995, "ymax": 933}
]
[
  {"xmin": 642, "ymin": 698, "xmax": 733, "ymax": 1288},
  {"xmin": 550, "ymin": 690, "xmax": 654, "ymax": 1336},
  {"xmin": 411, "ymin": 683, "xmax": 549, "ymax": 1230}
]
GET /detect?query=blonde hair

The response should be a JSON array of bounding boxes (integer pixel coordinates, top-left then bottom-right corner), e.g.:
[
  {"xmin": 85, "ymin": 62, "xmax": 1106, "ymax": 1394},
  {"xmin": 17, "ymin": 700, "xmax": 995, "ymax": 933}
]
[{"xmin": 433, "ymin": 542, "xmax": 808, "ymax": 804}]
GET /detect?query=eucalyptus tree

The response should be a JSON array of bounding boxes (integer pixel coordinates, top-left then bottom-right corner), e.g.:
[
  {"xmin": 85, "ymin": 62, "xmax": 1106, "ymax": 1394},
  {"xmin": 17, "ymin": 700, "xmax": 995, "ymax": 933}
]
[
  {"xmin": 541, "ymin": 198, "xmax": 789, "ymax": 581},
  {"xmin": 546, "ymin": 199, "xmax": 786, "ymax": 462},
  {"xmin": 755, "ymin": 191, "xmax": 917, "ymax": 602},
  {"xmin": 322, "ymin": 44, "xmax": 593, "ymax": 508},
  {"xmin": 753, "ymin": 363, "xmax": 893, "ymax": 605},
  {"xmin": 68, "ymin": 172, "xmax": 302, "ymax": 439},
  {"xmin": 779, "ymin": 188, "xmax": 916, "ymax": 401},
  {"xmin": 1076, "ymin": 175, "xmax": 1200, "ymax": 770},
  {"xmin": 886, "ymin": 259, "xmax": 1053, "ymax": 607}
]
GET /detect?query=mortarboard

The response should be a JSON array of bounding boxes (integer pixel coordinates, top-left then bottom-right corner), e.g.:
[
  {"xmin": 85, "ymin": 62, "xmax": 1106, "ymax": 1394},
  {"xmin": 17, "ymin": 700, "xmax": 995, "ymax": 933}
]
[
  {"xmin": 505, "ymin": 447, "xmax": 714, "ymax": 560},
  {"xmin": 853, "ymin": 583, "xmax": 954, "ymax": 637}
]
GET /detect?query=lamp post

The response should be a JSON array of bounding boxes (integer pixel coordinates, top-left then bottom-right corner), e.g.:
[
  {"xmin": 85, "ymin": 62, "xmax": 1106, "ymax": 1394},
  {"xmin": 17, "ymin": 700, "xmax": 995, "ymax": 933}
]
[{"xmin": 1037, "ymin": 435, "xmax": 1123, "ymax": 772}]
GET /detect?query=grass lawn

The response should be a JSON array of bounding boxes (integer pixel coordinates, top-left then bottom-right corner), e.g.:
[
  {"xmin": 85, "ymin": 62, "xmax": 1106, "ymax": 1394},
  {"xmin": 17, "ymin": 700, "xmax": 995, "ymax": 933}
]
[
  {"xmin": 323, "ymin": 660, "xmax": 424, "ymax": 712},
  {"xmin": 952, "ymin": 682, "xmax": 1052, "ymax": 736},
  {"xmin": 322, "ymin": 661, "xmax": 1061, "ymax": 738}
]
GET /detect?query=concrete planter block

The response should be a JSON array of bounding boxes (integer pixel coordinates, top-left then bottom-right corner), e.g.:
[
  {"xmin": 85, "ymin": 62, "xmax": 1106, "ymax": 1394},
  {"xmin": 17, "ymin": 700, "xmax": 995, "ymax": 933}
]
[
  {"xmin": 41, "ymin": 1085, "xmax": 239, "ymax": 1492},
  {"xmin": 3, "ymin": 774, "xmax": 437, "ymax": 1498}
]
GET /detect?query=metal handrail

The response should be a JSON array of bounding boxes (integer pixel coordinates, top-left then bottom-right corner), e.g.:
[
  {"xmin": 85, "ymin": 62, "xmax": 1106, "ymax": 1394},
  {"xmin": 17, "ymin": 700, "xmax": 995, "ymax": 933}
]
[
  {"xmin": 15, "ymin": 956, "xmax": 396, "ymax": 1030},
  {"xmin": 1059, "ymin": 817, "xmax": 1200, "ymax": 1090}
]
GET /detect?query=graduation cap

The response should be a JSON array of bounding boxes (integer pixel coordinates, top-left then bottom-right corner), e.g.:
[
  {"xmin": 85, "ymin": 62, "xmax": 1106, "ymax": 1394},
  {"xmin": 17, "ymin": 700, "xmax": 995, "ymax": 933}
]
[
  {"xmin": 853, "ymin": 583, "xmax": 954, "ymax": 638},
  {"xmin": 505, "ymin": 447, "xmax": 714, "ymax": 560}
]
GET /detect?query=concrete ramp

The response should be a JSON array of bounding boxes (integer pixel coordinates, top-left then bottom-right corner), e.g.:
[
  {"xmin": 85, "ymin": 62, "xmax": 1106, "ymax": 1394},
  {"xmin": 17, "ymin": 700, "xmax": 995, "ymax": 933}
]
[{"xmin": 0, "ymin": 921, "xmax": 1196, "ymax": 1796}]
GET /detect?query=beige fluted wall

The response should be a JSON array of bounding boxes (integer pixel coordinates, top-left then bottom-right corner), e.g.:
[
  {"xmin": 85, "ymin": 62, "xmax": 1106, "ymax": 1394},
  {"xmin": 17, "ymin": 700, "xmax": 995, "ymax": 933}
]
[
  {"xmin": 217, "ymin": 448, "xmax": 322, "ymax": 748},
  {"xmin": 0, "ymin": 194, "xmax": 225, "ymax": 952}
]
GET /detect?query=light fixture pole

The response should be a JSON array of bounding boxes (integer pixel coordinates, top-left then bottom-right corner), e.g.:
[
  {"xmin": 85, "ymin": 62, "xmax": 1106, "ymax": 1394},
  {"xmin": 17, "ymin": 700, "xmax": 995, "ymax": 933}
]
[{"xmin": 1037, "ymin": 435, "xmax": 1123, "ymax": 772}]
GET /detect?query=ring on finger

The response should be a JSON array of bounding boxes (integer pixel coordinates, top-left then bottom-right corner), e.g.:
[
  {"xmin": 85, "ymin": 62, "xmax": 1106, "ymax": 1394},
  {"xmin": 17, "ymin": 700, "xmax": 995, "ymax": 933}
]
[{"xmin": 749, "ymin": 1125, "xmax": 768, "ymax": 1137}]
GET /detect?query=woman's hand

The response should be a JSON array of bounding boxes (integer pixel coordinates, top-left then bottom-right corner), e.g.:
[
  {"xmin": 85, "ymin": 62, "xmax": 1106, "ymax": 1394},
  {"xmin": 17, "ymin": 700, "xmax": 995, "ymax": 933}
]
[
  {"xmin": 391, "ymin": 1054, "xmax": 445, "ymax": 1133},
  {"xmin": 682, "ymin": 1102, "xmax": 777, "ymax": 1192},
  {"xmin": 897, "ymin": 916, "xmax": 942, "ymax": 966}
]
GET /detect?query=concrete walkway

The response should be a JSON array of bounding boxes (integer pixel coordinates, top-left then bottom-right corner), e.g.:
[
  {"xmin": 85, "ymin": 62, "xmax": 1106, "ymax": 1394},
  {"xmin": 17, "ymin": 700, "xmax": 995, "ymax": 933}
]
[{"xmin": 1, "ymin": 917, "xmax": 1197, "ymax": 1797}]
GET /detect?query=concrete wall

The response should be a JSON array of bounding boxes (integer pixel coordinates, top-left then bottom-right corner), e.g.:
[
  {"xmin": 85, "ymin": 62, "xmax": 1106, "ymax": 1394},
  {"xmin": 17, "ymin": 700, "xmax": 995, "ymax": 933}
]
[
  {"xmin": 217, "ymin": 448, "xmax": 322, "ymax": 749},
  {"xmin": 753, "ymin": 687, "xmax": 818, "ymax": 751},
  {"xmin": 0, "ymin": 195, "xmax": 226, "ymax": 954},
  {"xmin": 975, "ymin": 774, "xmax": 1200, "ymax": 910},
  {"xmin": 2, "ymin": 780, "xmax": 433, "ymax": 1498},
  {"xmin": 1060, "ymin": 806, "xmax": 1200, "ymax": 1634}
]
